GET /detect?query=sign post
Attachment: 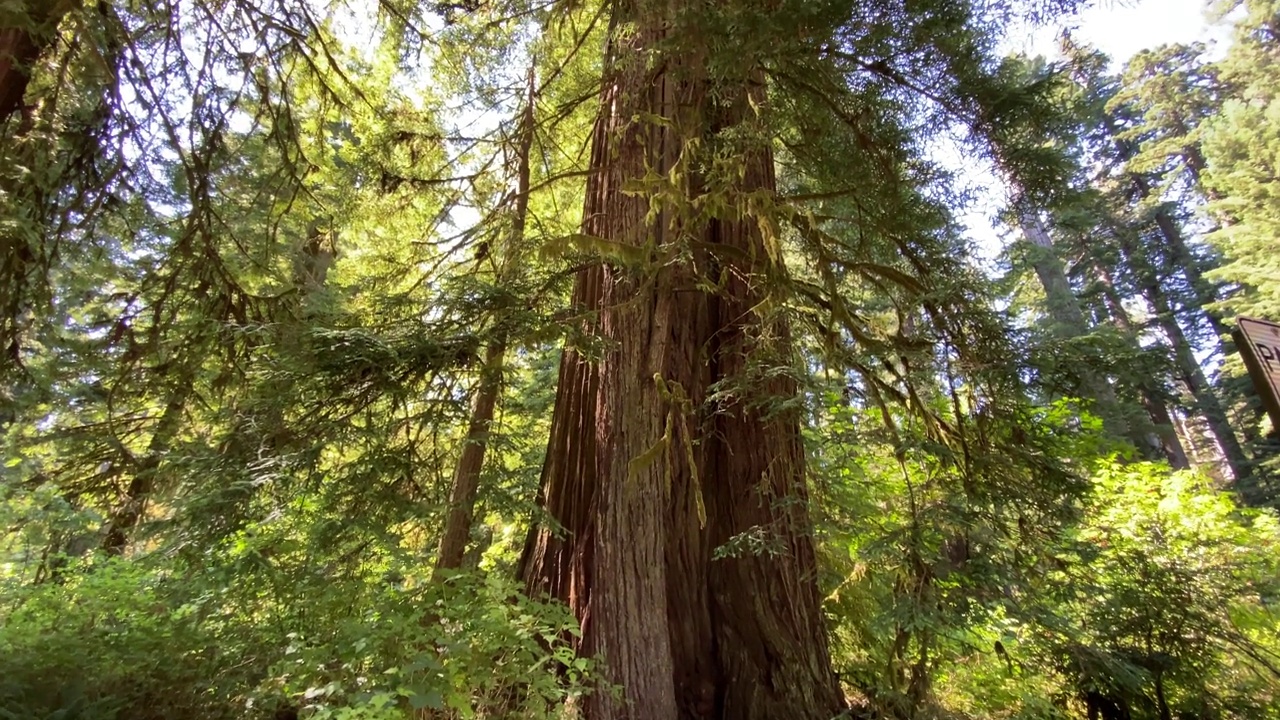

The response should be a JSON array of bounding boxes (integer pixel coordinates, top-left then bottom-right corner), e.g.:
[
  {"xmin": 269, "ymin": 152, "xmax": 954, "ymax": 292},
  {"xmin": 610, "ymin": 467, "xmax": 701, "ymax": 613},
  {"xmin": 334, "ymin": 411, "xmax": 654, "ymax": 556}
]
[{"xmin": 1234, "ymin": 316, "xmax": 1280, "ymax": 431}]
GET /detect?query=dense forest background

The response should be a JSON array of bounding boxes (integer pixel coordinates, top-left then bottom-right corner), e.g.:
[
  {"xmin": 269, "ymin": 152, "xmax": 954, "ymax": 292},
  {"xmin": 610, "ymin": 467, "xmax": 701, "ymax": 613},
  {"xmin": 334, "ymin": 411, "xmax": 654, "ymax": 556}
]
[{"xmin": 1, "ymin": 0, "xmax": 1279, "ymax": 718}]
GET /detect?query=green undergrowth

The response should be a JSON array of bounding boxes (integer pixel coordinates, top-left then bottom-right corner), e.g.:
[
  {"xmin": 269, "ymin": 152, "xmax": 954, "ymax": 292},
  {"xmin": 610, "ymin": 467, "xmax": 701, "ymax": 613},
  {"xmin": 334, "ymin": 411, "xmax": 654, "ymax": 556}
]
[{"xmin": 0, "ymin": 556, "xmax": 593, "ymax": 720}]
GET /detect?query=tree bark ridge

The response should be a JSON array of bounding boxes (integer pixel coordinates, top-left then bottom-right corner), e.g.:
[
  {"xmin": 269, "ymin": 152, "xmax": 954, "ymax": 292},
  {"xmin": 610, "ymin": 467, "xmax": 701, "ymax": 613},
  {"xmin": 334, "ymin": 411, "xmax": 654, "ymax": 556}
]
[{"xmin": 519, "ymin": 2, "xmax": 843, "ymax": 718}]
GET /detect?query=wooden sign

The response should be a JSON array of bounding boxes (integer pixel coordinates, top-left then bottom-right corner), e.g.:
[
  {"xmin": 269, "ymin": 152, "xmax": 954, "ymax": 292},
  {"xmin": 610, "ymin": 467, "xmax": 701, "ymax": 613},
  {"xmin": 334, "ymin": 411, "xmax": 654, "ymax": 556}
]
[{"xmin": 1234, "ymin": 316, "xmax": 1280, "ymax": 429}]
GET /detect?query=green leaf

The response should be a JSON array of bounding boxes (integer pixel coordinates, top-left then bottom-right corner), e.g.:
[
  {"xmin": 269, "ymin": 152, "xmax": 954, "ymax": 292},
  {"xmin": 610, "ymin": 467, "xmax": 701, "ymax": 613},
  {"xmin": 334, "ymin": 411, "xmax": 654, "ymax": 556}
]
[{"xmin": 407, "ymin": 687, "xmax": 444, "ymax": 711}]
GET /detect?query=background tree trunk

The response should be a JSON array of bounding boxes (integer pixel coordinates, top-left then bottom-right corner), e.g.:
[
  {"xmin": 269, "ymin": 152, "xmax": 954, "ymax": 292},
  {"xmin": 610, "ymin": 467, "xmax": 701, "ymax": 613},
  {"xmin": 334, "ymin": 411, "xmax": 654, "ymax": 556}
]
[
  {"xmin": 1018, "ymin": 206, "xmax": 1147, "ymax": 450},
  {"xmin": 1085, "ymin": 256, "xmax": 1191, "ymax": 468},
  {"xmin": 434, "ymin": 339, "xmax": 506, "ymax": 572},
  {"xmin": 434, "ymin": 70, "xmax": 536, "ymax": 574},
  {"xmin": 1116, "ymin": 229, "xmax": 1250, "ymax": 482}
]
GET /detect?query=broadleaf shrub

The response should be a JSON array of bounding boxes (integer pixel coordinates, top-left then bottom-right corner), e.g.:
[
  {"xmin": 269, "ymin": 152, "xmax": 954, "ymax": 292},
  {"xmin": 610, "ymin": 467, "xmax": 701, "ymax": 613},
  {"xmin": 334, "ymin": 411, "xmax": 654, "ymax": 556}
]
[{"xmin": 0, "ymin": 555, "xmax": 593, "ymax": 719}]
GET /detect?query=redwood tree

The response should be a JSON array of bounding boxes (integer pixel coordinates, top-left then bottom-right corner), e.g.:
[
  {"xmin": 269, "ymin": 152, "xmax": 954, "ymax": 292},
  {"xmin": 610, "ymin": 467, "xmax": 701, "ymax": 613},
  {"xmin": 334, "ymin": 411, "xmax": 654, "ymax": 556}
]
[
  {"xmin": 517, "ymin": 1, "xmax": 844, "ymax": 718},
  {"xmin": 0, "ymin": 2, "xmax": 70, "ymax": 125}
]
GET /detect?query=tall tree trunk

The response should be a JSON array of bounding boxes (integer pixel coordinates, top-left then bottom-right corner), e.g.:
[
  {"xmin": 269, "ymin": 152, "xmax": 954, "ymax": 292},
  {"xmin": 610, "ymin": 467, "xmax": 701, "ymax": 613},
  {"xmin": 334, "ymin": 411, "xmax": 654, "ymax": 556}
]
[
  {"xmin": 519, "ymin": 3, "xmax": 843, "ymax": 718},
  {"xmin": 1115, "ymin": 230, "xmax": 1250, "ymax": 482},
  {"xmin": 1152, "ymin": 289, "xmax": 1247, "ymax": 479},
  {"xmin": 1107, "ymin": 123, "xmax": 1251, "ymax": 475},
  {"xmin": 1103, "ymin": 112, "xmax": 1229, "ymax": 352},
  {"xmin": 1174, "ymin": 408, "xmax": 1210, "ymax": 467},
  {"xmin": 1087, "ymin": 255, "xmax": 1190, "ymax": 468},
  {"xmin": 434, "ymin": 70, "xmax": 536, "ymax": 574},
  {"xmin": 1082, "ymin": 113, "xmax": 1239, "ymax": 472},
  {"xmin": 1141, "ymin": 186, "xmax": 1230, "ymax": 345},
  {"xmin": 1179, "ymin": 143, "xmax": 1221, "ymax": 203},
  {"xmin": 1018, "ymin": 206, "xmax": 1146, "ymax": 451}
]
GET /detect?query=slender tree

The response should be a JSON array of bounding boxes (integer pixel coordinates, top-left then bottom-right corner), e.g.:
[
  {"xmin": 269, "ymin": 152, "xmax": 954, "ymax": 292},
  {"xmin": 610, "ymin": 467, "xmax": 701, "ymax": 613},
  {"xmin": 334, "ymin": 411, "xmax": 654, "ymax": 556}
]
[
  {"xmin": 1061, "ymin": 43, "xmax": 1254, "ymax": 483},
  {"xmin": 435, "ymin": 68, "xmax": 537, "ymax": 573}
]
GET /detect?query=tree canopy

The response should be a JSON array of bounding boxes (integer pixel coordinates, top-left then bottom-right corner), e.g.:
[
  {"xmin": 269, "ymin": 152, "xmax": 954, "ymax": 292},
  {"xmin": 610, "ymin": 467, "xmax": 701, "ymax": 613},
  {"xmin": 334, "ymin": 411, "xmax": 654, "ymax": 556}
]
[{"xmin": 1, "ymin": 0, "xmax": 1279, "ymax": 719}]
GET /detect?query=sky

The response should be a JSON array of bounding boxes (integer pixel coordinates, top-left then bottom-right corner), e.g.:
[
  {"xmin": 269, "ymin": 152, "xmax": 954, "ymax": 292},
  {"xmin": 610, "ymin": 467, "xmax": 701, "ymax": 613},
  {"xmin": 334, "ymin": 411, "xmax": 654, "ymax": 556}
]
[
  {"xmin": 956, "ymin": 0, "xmax": 1230, "ymax": 263},
  {"xmin": 1012, "ymin": 0, "xmax": 1229, "ymax": 66}
]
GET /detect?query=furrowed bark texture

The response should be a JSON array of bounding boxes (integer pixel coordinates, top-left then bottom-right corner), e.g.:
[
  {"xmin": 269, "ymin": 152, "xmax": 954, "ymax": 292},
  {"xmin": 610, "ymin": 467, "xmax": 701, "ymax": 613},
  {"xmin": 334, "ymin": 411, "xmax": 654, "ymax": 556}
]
[{"xmin": 518, "ymin": 2, "xmax": 843, "ymax": 719}]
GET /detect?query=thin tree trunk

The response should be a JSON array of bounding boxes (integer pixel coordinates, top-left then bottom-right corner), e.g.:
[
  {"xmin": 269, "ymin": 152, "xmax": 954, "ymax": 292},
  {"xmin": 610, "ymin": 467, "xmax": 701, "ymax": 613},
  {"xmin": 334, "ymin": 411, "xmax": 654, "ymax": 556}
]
[
  {"xmin": 435, "ymin": 338, "xmax": 507, "ymax": 572},
  {"xmin": 1153, "ymin": 672, "xmax": 1173, "ymax": 720},
  {"xmin": 519, "ymin": 3, "xmax": 843, "ymax": 717},
  {"xmin": 1145, "ymin": 194, "xmax": 1230, "ymax": 344},
  {"xmin": 433, "ymin": 69, "xmax": 536, "ymax": 574},
  {"xmin": 101, "ymin": 387, "xmax": 188, "ymax": 554},
  {"xmin": 1106, "ymin": 121, "xmax": 1248, "ymax": 476},
  {"xmin": 1174, "ymin": 408, "xmax": 1210, "ymax": 466},
  {"xmin": 1179, "ymin": 143, "xmax": 1221, "ymax": 203},
  {"xmin": 1104, "ymin": 113, "xmax": 1229, "ymax": 352},
  {"xmin": 1151, "ymin": 285, "xmax": 1247, "ymax": 479},
  {"xmin": 1141, "ymin": 395, "xmax": 1190, "ymax": 468},
  {"xmin": 99, "ymin": 219, "xmax": 334, "ymax": 555}
]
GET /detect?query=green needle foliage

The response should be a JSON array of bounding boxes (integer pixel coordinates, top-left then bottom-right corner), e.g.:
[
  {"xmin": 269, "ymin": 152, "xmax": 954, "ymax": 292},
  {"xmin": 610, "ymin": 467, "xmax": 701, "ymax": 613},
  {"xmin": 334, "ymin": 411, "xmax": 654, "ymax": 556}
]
[{"xmin": 0, "ymin": 0, "xmax": 1278, "ymax": 719}]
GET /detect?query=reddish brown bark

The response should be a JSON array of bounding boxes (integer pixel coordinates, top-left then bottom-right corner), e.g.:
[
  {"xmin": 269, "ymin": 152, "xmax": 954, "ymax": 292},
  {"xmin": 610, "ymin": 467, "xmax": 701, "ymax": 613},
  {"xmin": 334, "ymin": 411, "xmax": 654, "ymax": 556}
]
[
  {"xmin": 434, "ymin": 71, "xmax": 538, "ymax": 573},
  {"xmin": 1, "ymin": 3, "xmax": 72, "ymax": 371},
  {"xmin": 434, "ymin": 338, "xmax": 507, "ymax": 572},
  {"xmin": 0, "ymin": 3, "xmax": 68, "ymax": 125},
  {"xmin": 0, "ymin": 26, "xmax": 41, "ymax": 124},
  {"xmin": 518, "ymin": 3, "xmax": 843, "ymax": 719}
]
